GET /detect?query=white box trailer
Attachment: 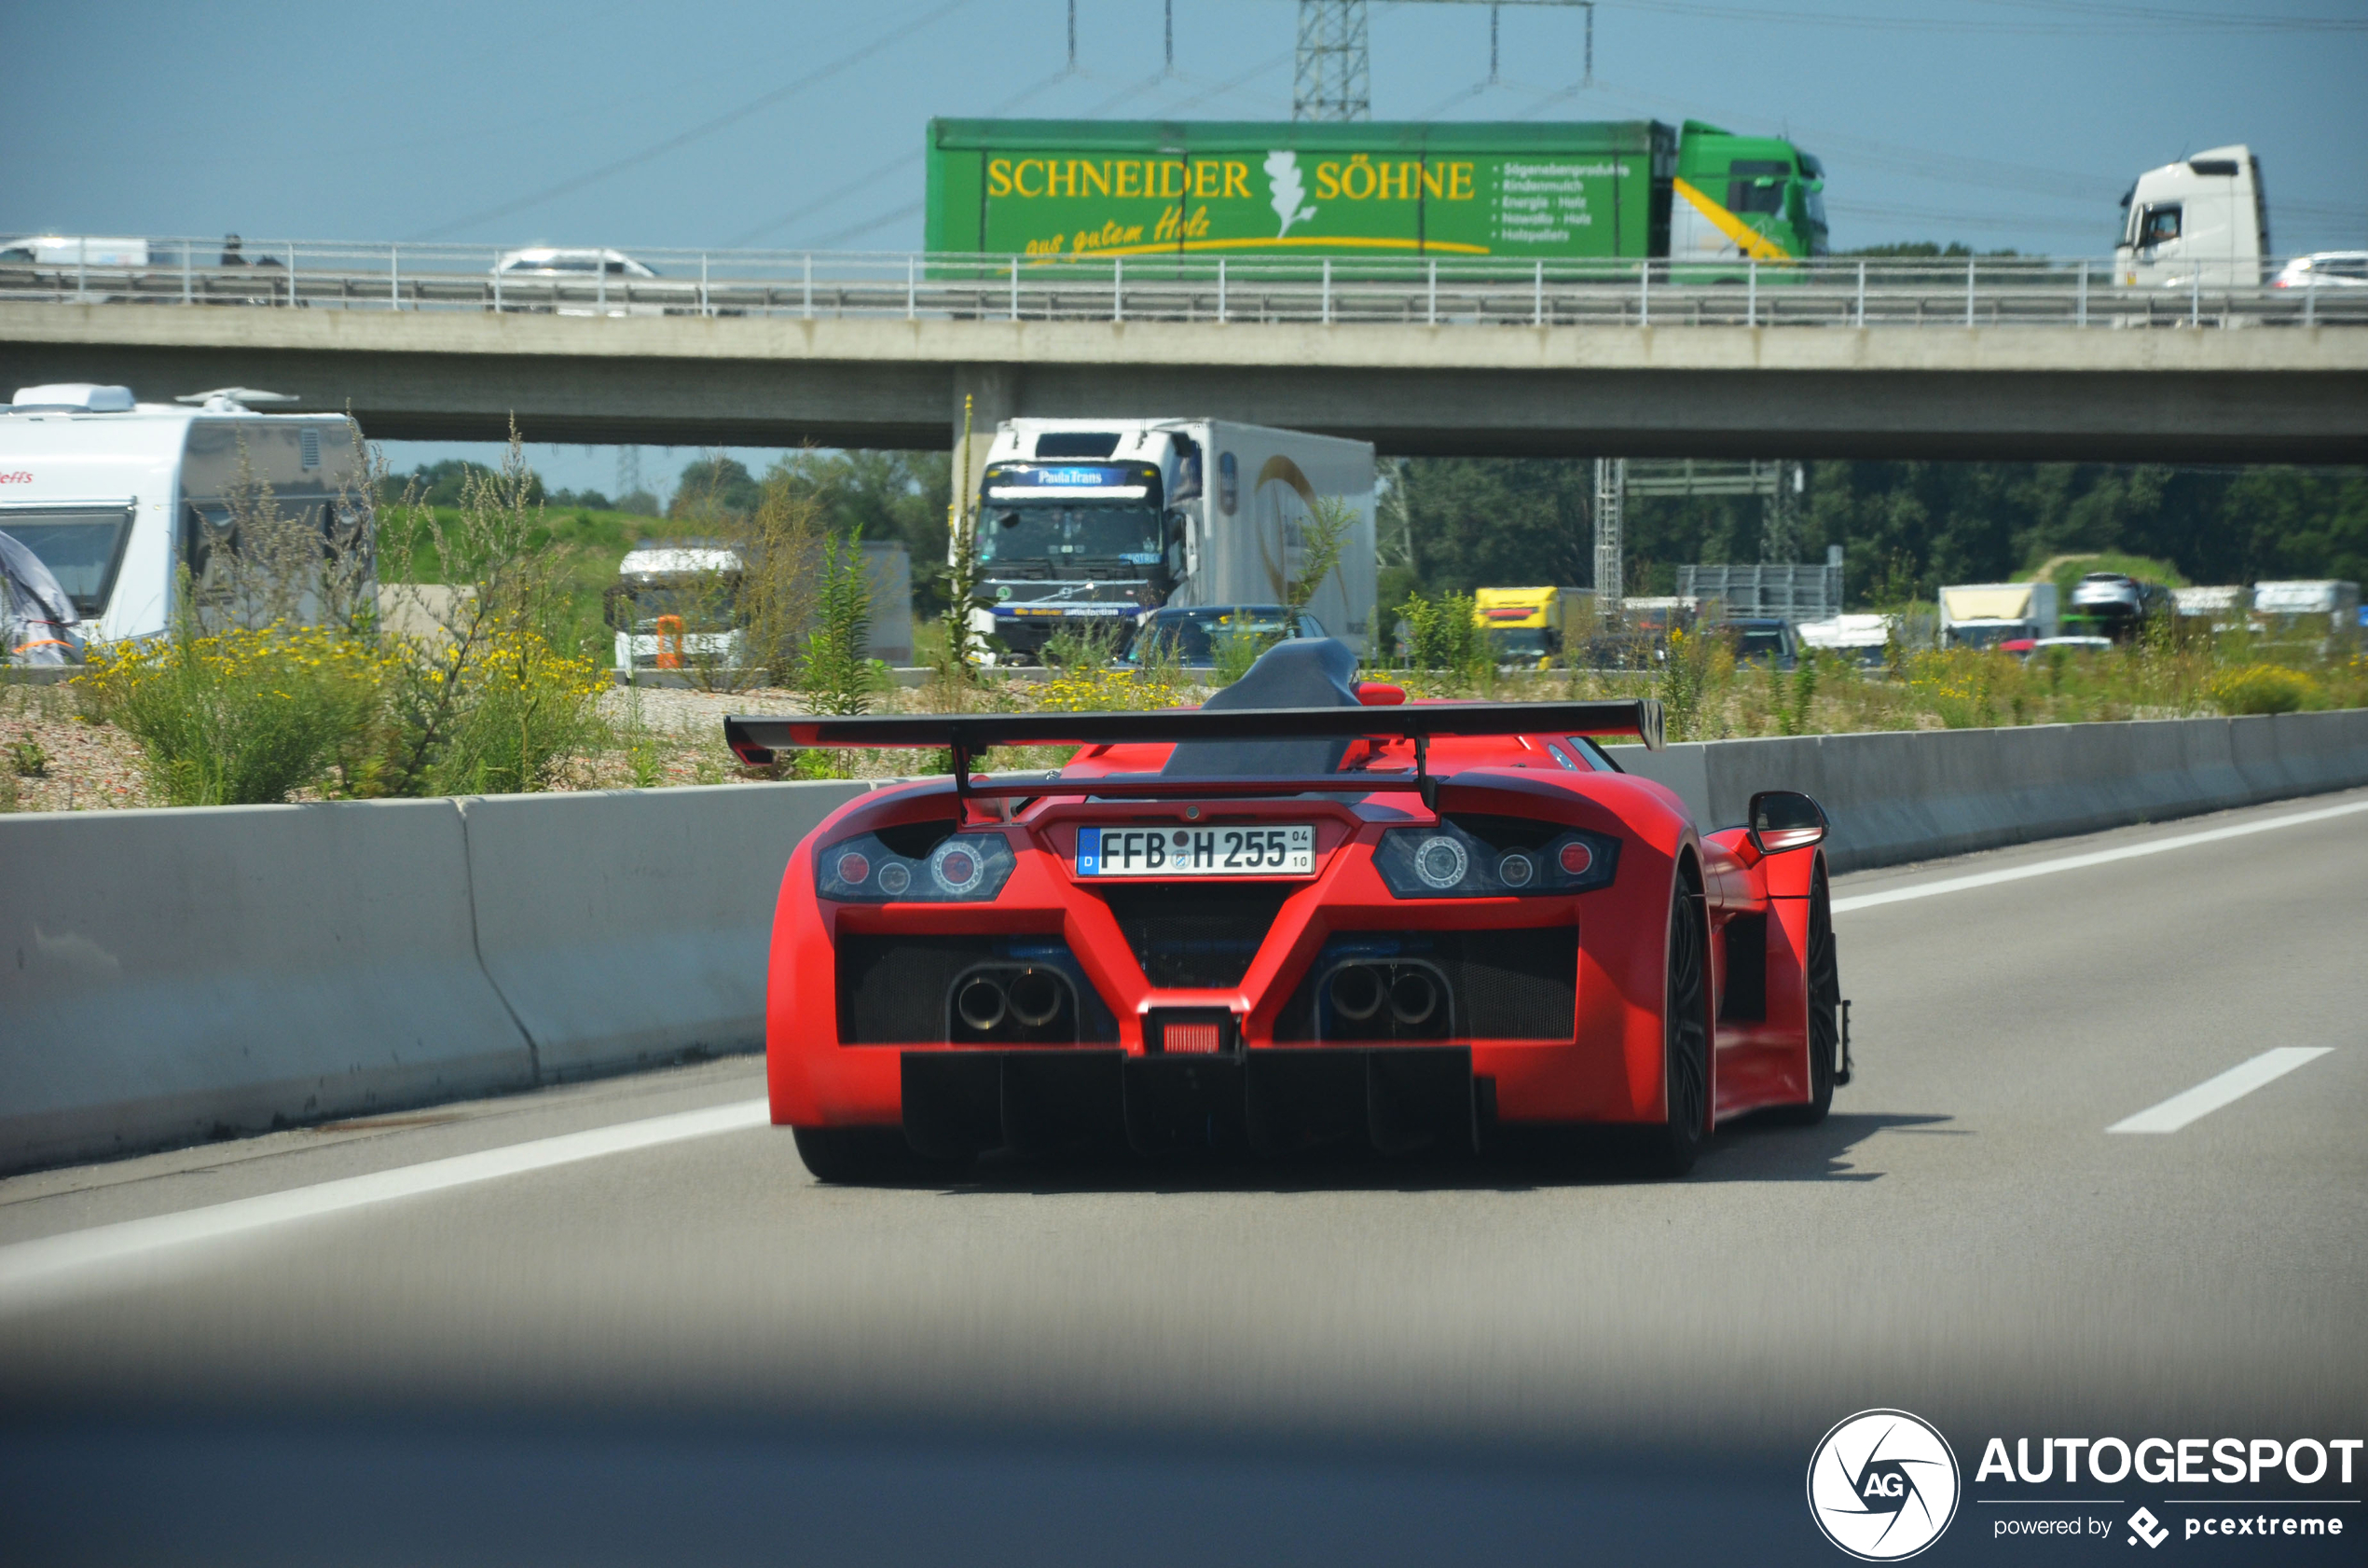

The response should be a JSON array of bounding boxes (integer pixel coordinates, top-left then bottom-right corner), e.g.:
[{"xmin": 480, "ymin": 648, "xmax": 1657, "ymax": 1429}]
[
  {"xmin": 966, "ymin": 418, "xmax": 1376, "ymax": 661},
  {"xmin": 2252, "ymin": 580, "xmax": 2360, "ymax": 647},
  {"xmin": 1939, "ymin": 582, "xmax": 2059, "ymax": 649},
  {"xmin": 0, "ymin": 383, "xmax": 365, "ymax": 654}
]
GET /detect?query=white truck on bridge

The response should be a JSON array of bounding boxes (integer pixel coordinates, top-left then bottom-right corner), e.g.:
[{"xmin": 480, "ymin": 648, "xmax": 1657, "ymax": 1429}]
[
  {"xmin": 2116, "ymin": 144, "xmax": 2267, "ymax": 291},
  {"xmin": 965, "ymin": 418, "xmax": 1376, "ymax": 662}
]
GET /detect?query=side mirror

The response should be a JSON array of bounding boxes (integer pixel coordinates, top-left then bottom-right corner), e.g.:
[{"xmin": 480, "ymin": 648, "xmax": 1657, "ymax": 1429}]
[
  {"xmin": 1748, "ymin": 791, "xmax": 1827, "ymax": 855},
  {"xmin": 600, "ymin": 584, "xmax": 631, "ymax": 630}
]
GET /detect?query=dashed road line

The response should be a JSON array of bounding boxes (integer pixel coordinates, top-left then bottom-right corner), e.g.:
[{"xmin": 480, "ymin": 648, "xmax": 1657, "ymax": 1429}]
[{"xmin": 2107, "ymin": 1048, "xmax": 2334, "ymax": 1135}]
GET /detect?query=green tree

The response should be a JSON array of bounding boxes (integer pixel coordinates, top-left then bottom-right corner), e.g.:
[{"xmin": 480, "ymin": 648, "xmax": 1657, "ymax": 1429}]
[
  {"xmin": 670, "ymin": 456, "xmax": 764, "ymax": 520},
  {"xmin": 384, "ymin": 458, "xmax": 544, "ymax": 508},
  {"xmin": 772, "ymin": 448, "xmax": 954, "ymax": 612},
  {"xmin": 1397, "ymin": 458, "xmax": 1594, "ymax": 595}
]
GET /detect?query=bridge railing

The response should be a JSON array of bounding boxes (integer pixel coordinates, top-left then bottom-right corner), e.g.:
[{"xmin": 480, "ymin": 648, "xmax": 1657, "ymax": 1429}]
[{"xmin": 4, "ymin": 238, "xmax": 2362, "ymax": 329}]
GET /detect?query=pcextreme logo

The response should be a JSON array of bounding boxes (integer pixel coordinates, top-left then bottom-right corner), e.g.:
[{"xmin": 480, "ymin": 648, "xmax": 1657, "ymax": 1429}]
[{"xmin": 1808, "ymin": 1409, "xmax": 1963, "ymax": 1561}]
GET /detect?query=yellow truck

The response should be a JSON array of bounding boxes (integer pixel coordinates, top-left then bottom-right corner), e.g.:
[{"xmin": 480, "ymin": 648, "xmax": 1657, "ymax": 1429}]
[{"xmin": 1474, "ymin": 586, "xmax": 1593, "ymax": 669}]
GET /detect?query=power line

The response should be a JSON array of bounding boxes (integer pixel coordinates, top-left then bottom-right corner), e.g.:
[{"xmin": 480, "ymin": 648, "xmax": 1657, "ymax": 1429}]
[
  {"xmin": 410, "ymin": 0, "xmax": 970, "ymax": 241},
  {"xmin": 789, "ymin": 50, "xmax": 1296, "ymax": 252},
  {"xmin": 724, "ymin": 64, "xmax": 1074, "ymax": 249},
  {"xmin": 1605, "ymin": 0, "xmax": 2365, "ymax": 33},
  {"xmin": 807, "ymin": 201, "xmax": 926, "ymax": 251}
]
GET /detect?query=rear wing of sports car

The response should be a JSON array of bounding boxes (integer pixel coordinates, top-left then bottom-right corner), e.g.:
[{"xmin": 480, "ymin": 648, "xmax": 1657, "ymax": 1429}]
[{"xmin": 723, "ymin": 698, "xmax": 1663, "ymax": 803}]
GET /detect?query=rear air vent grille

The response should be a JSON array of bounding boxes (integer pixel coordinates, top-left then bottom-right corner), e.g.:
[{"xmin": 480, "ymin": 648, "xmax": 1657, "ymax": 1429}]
[{"xmin": 1095, "ymin": 883, "xmax": 1296, "ymax": 990}]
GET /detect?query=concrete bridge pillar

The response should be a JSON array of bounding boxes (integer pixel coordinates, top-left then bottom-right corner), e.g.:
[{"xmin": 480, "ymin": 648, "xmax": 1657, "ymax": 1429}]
[{"xmin": 951, "ymin": 364, "xmax": 1016, "ymax": 525}]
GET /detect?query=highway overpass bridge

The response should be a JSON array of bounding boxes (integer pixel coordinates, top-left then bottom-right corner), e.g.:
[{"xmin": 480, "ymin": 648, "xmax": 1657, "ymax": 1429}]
[{"xmin": 3, "ymin": 297, "xmax": 2363, "ymax": 468}]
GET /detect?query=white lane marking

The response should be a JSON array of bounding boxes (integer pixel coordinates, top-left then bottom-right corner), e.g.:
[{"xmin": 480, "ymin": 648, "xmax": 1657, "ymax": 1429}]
[
  {"xmin": 1831, "ymin": 797, "xmax": 2368, "ymax": 915},
  {"xmin": 2107, "ymin": 1048, "xmax": 2334, "ymax": 1135},
  {"xmin": 0, "ymin": 1097, "xmax": 771, "ymax": 1316}
]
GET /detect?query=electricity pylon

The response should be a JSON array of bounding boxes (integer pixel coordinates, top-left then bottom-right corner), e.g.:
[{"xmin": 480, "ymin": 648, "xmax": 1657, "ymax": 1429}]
[{"xmin": 1293, "ymin": 0, "xmax": 1595, "ymax": 122}]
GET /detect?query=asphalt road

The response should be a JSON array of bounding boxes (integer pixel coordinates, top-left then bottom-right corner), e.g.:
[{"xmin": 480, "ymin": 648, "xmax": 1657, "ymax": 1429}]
[{"xmin": 3, "ymin": 790, "xmax": 2362, "ymax": 1566}]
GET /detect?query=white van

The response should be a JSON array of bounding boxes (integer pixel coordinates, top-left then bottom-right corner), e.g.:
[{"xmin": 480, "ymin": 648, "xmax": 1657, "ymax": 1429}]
[
  {"xmin": 0, "ymin": 236, "xmax": 151, "ymax": 268},
  {"xmin": 0, "ymin": 384, "xmax": 366, "ymax": 653},
  {"xmin": 2115, "ymin": 145, "xmax": 2267, "ymax": 290}
]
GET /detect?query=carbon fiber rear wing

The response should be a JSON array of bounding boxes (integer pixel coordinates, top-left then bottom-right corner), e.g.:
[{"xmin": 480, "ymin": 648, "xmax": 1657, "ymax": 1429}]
[{"xmin": 723, "ymin": 698, "xmax": 1663, "ymax": 803}]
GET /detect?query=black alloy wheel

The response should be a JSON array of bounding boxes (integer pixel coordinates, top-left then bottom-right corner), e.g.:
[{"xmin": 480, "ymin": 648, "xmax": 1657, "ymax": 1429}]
[
  {"xmin": 1645, "ymin": 870, "xmax": 1712, "ymax": 1176},
  {"xmin": 1771, "ymin": 860, "xmax": 1840, "ymax": 1125}
]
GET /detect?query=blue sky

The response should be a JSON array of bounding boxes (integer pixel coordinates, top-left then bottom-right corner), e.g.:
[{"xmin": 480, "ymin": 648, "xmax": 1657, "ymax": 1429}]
[{"xmin": 11, "ymin": 0, "xmax": 2364, "ymax": 499}]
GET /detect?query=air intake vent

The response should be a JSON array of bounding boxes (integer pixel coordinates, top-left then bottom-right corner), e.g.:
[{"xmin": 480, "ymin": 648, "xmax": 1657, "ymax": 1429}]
[
  {"xmin": 1095, "ymin": 882, "xmax": 1296, "ymax": 990},
  {"xmin": 300, "ymin": 427, "xmax": 320, "ymax": 469},
  {"xmin": 1033, "ymin": 431, "xmax": 1121, "ymax": 459}
]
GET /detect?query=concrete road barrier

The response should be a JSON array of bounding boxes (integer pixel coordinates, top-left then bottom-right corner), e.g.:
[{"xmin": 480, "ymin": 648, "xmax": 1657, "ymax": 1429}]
[
  {"xmin": 0, "ymin": 799, "xmax": 534, "ymax": 1173},
  {"xmin": 0, "ymin": 780, "xmax": 874, "ymax": 1175},
  {"xmin": 1618, "ymin": 708, "xmax": 2368, "ymax": 872},
  {"xmin": 460, "ymin": 782, "xmax": 867, "ymax": 1080}
]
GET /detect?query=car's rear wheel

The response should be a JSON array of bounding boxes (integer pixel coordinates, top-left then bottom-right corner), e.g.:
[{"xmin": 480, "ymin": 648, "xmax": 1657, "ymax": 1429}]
[
  {"xmin": 792, "ymin": 1126, "xmax": 938, "ymax": 1185},
  {"xmin": 1772, "ymin": 860, "xmax": 1839, "ymax": 1126},
  {"xmin": 1641, "ymin": 870, "xmax": 1711, "ymax": 1176}
]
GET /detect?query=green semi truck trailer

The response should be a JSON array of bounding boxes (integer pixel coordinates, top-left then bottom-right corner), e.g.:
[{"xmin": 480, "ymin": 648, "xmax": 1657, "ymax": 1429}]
[{"xmin": 924, "ymin": 117, "xmax": 1827, "ymax": 269}]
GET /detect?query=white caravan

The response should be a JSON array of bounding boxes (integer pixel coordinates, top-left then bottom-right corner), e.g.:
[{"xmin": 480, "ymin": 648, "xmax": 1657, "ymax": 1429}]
[
  {"xmin": 965, "ymin": 418, "xmax": 1377, "ymax": 662},
  {"xmin": 0, "ymin": 384, "xmax": 365, "ymax": 654},
  {"xmin": 2115, "ymin": 145, "xmax": 2267, "ymax": 290}
]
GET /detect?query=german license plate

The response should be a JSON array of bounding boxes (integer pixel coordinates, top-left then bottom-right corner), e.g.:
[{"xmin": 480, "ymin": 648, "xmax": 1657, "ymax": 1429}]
[{"xmin": 1076, "ymin": 824, "xmax": 1315, "ymax": 877}]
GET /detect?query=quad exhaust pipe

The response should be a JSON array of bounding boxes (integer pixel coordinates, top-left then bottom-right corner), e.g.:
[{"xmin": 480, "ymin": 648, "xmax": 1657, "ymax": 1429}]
[
  {"xmin": 1006, "ymin": 968, "xmax": 1064, "ymax": 1028},
  {"xmin": 1386, "ymin": 967, "xmax": 1439, "ymax": 1027},
  {"xmin": 1325, "ymin": 961, "xmax": 1445, "ymax": 1034},
  {"xmin": 954, "ymin": 966, "xmax": 1073, "ymax": 1038},
  {"xmin": 1328, "ymin": 964, "xmax": 1384, "ymax": 1023},
  {"xmin": 956, "ymin": 975, "xmax": 1009, "ymax": 1033}
]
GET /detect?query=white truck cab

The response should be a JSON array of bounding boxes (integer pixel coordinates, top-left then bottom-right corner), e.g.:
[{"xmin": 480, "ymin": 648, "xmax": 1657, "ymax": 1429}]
[{"xmin": 2115, "ymin": 145, "xmax": 2267, "ymax": 290}]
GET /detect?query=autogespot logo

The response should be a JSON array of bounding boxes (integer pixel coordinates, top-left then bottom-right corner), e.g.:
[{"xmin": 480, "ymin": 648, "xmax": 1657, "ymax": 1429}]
[{"xmin": 1808, "ymin": 1409, "xmax": 1963, "ymax": 1561}]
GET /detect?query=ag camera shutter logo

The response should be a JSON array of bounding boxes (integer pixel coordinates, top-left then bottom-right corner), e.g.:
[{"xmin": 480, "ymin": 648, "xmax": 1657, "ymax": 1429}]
[{"xmin": 1807, "ymin": 1409, "xmax": 1962, "ymax": 1561}]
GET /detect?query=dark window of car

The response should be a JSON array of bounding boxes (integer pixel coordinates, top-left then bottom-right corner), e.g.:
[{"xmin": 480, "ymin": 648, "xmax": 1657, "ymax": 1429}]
[
  {"xmin": 2140, "ymin": 203, "xmax": 2182, "ymax": 246},
  {"xmin": 1136, "ymin": 606, "xmax": 1292, "ymax": 664},
  {"xmin": 605, "ymin": 259, "xmax": 630, "ymax": 275},
  {"xmin": 1563, "ymin": 736, "xmax": 1620, "ymax": 772},
  {"xmin": 2326, "ymin": 255, "xmax": 2368, "ymax": 279},
  {"xmin": 3, "ymin": 506, "xmax": 136, "ymax": 617}
]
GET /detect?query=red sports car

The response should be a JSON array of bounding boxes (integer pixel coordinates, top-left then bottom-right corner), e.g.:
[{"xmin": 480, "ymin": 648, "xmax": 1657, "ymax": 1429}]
[{"xmin": 725, "ymin": 640, "xmax": 1845, "ymax": 1182}]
